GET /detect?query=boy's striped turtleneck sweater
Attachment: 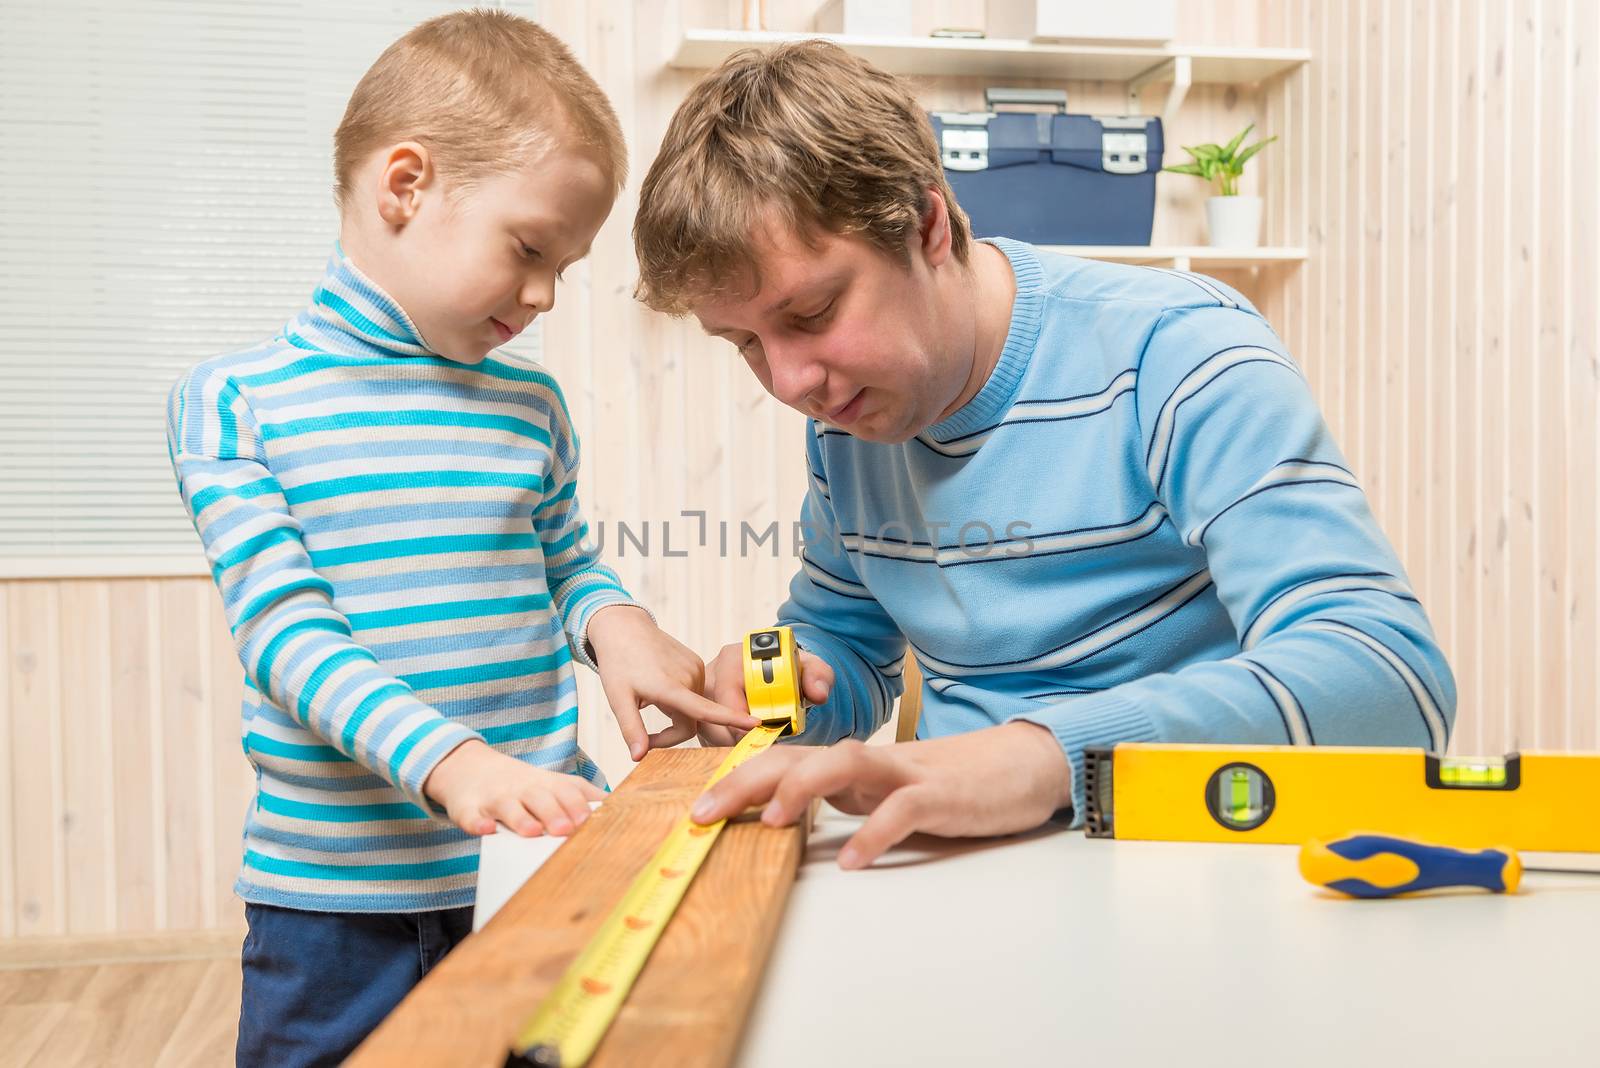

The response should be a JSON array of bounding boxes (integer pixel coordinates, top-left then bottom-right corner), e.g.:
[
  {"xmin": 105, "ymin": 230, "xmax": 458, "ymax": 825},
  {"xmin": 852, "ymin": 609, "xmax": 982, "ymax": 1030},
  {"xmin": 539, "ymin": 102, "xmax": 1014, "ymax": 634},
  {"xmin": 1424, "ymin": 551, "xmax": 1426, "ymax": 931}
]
[{"xmin": 168, "ymin": 246, "xmax": 640, "ymax": 912}]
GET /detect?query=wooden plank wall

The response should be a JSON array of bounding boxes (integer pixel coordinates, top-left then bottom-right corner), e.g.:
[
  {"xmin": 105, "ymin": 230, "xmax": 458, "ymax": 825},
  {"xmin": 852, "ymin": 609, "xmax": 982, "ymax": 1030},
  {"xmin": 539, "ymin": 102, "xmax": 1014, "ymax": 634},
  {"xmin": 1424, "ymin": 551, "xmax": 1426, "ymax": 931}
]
[
  {"xmin": 1, "ymin": 580, "xmax": 250, "ymax": 939},
  {"xmin": 3, "ymin": 0, "xmax": 1597, "ymax": 942},
  {"xmin": 1257, "ymin": 0, "xmax": 1600, "ymax": 757}
]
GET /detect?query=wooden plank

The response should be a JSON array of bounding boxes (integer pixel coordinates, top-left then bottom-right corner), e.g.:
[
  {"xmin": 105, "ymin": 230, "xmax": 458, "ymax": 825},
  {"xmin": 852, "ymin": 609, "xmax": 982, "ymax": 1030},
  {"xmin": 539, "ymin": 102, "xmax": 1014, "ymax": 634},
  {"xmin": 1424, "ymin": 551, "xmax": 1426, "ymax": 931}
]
[
  {"xmin": 58, "ymin": 581, "xmax": 116, "ymax": 934},
  {"xmin": 1480, "ymin": 0, "xmax": 1511, "ymax": 752},
  {"xmin": 1303, "ymin": 0, "xmax": 1325, "ymax": 405},
  {"xmin": 1403, "ymin": 0, "xmax": 1428, "ymax": 631},
  {"xmin": 1570, "ymin": 0, "xmax": 1600, "ymax": 750},
  {"xmin": 153, "ymin": 957, "xmax": 244, "ymax": 1068},
  {"xmin": 206, "ymin": 583, "xmax": 249, "ymax": 928},
  {"xmin": 587, "ymin": 0, "xmax": 666, "ymax": 770},
  {"xmin": 1385, "ymin": 0, "xmax": 1409, "ymax": 567},
  {"xmin": 0, "ymin": 557, "xmax": 208, "ymax": 581},
  {"xmin": 1294, "ymin": 0, "xmax": 1311, "ymax": 376},
  {"xmin": 1328, "ymin": 0, "xmax": 1353, "ymax": 446},
  {"xmin": 1532, "ymin": 0, "xmax": 1566, "ymax": 748},
  {"xmin": 1503, "ymin": 0, "xmax": 1537, "ymax": 750},
  {"xmin": 158, "ymin": 580, "xmax": 208, "ymax": 930},
  {"xmin": 350, "ymin": 748, "xmax": 806, "ymax": 1068},
  {"xmin": 634, "ymin": 1, "xmax": 701, "ymax": 682},
  {"xmin": 1454, "ymin": 0, "xmax": 1485, "ymax": 751},
  {"xmin": 23, "ymin": 959, "xmax": 212, "ymax": 1067},
  {"xmin": 541, "ymin": 0, "xmax": 622, "ymax": 783},
  {"xmin": 0, "ymin": 928, "xmax": 243, "ymax": 969},
  {"xmin": 1360, "ymin": 0, "xmax": 1383, "ymax": 535},
  {"xmin": 676, "ymin": 10, "xmax": 743, "ymax": 717},
  {"xmin": 0, "ymin": 963, "xmax": 97, "ymax": 1005},
  {"xmin": 8, "ymin": 581, "xmax": 64, "ymax": 936},
  {"xmin": 0, "ymin": 583, "xmax": 13, "ymax": 939},
  {"xmin": 1362, "ymin": 0, "xmax": 1388, "ymax": 543},
  {"xmin": 107, "ymin": 580, "xmax": 159, "ymax": 931},
  {"xmin": 1430, "ymin": 0, "xmax": 1457, "ymax": 747},
  {"xmin": 0, "ymin": 1003, "xmax": 70, "ymax": 1068}
]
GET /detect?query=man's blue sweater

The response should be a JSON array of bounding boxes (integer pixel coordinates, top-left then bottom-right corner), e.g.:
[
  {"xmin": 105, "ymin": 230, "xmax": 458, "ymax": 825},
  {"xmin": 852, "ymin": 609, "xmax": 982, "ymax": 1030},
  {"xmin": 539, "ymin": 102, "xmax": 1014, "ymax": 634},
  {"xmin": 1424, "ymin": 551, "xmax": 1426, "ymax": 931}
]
[{"xmin": 780, "ymin": 239, "xmax": 1456, "ymax": 814}]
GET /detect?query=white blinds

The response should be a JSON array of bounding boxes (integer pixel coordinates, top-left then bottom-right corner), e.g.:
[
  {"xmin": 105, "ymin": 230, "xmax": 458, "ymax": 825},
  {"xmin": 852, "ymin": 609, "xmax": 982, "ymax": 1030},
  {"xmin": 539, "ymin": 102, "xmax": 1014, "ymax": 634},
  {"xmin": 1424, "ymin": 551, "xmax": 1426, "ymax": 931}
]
[{"xmin": 0, "ymin": 0, "xmax": 541, "ymax": 575}]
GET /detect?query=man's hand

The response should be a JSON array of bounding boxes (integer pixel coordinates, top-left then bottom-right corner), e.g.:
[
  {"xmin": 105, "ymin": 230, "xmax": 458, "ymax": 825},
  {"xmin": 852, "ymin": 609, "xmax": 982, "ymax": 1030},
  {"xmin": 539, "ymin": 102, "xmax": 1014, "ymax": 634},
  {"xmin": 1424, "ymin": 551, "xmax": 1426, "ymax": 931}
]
[
  {"xmin": 588, "ymin": 606, "xmax": 759, "ymax": 759},
  {"xmin": 696, "ymin": 639, "xmax": 836, "ymax": 746},
  {"xmin": 422, "ymin": 739, "xmax": 605, "ymax": 837},
  {"xmin": 689, "ymin": 722, "xmax": 1073, "ymax": 869}
]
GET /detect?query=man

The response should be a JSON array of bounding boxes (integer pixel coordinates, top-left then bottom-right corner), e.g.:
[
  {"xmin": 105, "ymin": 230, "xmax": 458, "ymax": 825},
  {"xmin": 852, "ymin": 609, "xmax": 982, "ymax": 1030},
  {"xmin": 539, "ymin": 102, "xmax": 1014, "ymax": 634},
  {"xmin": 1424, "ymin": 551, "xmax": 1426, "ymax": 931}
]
[{"xmin": 633, "ymin": 41, "xmax": 1455, "ymax": 868}]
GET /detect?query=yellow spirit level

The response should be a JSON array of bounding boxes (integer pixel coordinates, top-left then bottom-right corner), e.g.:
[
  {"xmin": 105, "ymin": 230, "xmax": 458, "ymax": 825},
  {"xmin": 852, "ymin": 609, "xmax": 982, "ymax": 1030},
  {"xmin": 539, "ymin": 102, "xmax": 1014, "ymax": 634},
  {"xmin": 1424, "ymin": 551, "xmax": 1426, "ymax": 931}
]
[{"xmin": 1082, "ymin": 743, "xmax": 1600, "ymax": 852}]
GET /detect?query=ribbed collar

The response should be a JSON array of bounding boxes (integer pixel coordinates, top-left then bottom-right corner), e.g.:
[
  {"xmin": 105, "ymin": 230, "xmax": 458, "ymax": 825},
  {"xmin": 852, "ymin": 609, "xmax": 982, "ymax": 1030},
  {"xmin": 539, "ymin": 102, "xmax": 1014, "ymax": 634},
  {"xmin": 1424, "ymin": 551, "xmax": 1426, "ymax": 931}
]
[
  {"xmin": 283, "ymin": 243, "xmax": 437, "ymax": 359},
  {"xmin": 922, "ymin": 237, "xmax": 1044, "ymax": 443}
]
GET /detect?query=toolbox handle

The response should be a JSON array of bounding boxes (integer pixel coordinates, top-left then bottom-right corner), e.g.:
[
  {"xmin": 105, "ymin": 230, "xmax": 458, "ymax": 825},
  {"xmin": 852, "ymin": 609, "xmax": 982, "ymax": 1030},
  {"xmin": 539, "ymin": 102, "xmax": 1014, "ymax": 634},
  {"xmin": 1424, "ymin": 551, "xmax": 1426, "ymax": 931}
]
[{"xmin": 984, "ymin": 87, "xmax": 1068, "ymax": 112}]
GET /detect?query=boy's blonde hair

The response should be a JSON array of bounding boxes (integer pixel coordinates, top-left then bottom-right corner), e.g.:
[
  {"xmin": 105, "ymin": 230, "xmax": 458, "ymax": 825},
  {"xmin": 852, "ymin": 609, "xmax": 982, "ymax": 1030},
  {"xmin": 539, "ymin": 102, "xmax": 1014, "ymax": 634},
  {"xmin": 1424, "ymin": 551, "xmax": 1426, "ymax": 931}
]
[
  {"xmin": 633, "ymin": 40, "xmax": 970, "ymax": 315},
  {"xmin": 334, "ymin": 9, "xmax": 625, "ymax": 208}
]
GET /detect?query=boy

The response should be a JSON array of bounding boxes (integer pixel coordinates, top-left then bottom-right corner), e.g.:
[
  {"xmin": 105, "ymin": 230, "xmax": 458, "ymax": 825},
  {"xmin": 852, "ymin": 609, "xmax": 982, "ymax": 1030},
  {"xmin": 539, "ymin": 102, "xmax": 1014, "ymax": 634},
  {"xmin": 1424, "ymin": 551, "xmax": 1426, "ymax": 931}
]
[
  {"xmin": 631, "ymin": 42, "xmax": 1456, "ymax": 867},
  {"xmin": 167, "ymin": 12, "xmax": 747, "ymax": 1064}
]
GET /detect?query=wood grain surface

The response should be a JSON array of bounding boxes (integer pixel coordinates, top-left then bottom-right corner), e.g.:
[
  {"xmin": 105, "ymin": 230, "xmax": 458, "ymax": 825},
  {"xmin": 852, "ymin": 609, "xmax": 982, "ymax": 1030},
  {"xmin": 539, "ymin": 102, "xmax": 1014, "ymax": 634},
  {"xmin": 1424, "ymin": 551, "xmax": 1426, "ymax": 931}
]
[{"xmin": 349, "ymin": 747, "xmax": 805, "ymax": 1068}]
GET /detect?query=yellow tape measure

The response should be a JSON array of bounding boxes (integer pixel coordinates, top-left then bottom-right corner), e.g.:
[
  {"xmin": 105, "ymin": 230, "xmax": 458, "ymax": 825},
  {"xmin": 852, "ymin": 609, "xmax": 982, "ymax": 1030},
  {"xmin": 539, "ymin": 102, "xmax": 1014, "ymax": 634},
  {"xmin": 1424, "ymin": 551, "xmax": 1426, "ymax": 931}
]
[{"xmin": 507, "ymin": 627, "xmax": 805, "ymax": 1068}]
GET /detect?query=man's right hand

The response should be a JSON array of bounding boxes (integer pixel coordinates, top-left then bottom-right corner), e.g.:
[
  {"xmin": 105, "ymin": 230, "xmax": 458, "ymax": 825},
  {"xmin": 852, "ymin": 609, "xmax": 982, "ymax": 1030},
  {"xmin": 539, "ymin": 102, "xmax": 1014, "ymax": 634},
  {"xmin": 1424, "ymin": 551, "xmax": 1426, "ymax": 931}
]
[
  {"xmin": 698, "ymin": 639, "xmax": 836, "ymax": 746},
  {"xmin": 422, "ymin": 739, "xmax": 605, "ymax": 837}
]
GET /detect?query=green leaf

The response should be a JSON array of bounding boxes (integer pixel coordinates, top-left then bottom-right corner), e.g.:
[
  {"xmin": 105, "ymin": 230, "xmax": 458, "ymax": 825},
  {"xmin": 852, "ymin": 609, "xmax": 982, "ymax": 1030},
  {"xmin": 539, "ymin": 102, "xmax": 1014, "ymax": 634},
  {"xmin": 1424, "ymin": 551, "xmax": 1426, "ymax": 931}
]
[
  {"xmin": 1189, "ymin": 143, "xmax": 1224, "ymax": 161},
  {"xmin": 1221, "ymin": 124, "xmax": 1254, "ymax": 160},
  {"xmin": 1163, "ymin": 163, "xmax": 1207, "ymax": 176},
  {"xmin": 1233, "ymin": 136, "xmax": 1278, "ymax": 168}
]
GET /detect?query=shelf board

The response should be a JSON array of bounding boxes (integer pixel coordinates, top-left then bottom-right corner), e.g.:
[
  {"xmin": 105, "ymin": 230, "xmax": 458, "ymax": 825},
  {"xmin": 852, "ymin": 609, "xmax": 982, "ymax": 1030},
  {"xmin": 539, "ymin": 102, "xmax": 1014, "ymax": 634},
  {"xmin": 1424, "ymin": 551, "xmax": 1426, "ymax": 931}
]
[
  {"xmin": 671, "ymin": 30, "xmax": 1310, "ymax": 84},
  {"xmin": 1040, "ymin": 245, "xmax": 1307, "ymax": 269}
]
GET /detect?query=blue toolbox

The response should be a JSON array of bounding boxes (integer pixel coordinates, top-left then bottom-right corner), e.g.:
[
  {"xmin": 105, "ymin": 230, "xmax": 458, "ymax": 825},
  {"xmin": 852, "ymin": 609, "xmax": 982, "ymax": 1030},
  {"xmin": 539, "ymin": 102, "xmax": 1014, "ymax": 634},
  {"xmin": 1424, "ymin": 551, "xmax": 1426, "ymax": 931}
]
[{"xmin": 930, "ymin": 88, "xmax": 1164, "ymax": 246}]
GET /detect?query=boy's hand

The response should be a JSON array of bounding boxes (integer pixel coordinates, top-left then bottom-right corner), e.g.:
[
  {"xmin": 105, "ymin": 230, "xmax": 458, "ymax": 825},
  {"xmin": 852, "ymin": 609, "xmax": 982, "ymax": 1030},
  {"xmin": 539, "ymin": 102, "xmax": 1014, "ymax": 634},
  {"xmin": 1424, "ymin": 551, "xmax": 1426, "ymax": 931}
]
[
  {"xmin": 422, "ymin": 739, "xmax": 605, "ymax": 837},
  {"xmin": 697, "ymin": 639, "xmax": 835, "ymax": 747},
  {"xmin": 688, "ymin": 722, "xmax": 1072, "ymax": 869},
  {"xmin": 587, "ymin": 606, "xmax": 759, "ymax": 760}
]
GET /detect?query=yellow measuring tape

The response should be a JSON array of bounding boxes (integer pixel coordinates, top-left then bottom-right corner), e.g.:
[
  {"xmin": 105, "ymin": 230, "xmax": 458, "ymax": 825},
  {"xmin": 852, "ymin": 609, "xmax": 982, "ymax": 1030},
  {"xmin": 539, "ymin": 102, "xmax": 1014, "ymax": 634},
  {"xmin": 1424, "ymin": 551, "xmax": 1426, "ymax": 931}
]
[{"xmin": 507, "ymin": 627, "xmax": 806, "ymax": 1068}]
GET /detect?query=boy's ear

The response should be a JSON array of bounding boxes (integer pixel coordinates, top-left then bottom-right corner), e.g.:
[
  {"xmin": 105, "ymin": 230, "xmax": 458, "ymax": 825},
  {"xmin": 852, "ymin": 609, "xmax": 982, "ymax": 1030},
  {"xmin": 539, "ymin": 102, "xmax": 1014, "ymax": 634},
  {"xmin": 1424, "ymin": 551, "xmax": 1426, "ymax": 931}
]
[
  {"xmin": 375, "ymin": 141, "xmax": 434, "ymax": 228},
  {"xmin": 916, "ymin": 187, "xmax": 954, "ymax": 269}
]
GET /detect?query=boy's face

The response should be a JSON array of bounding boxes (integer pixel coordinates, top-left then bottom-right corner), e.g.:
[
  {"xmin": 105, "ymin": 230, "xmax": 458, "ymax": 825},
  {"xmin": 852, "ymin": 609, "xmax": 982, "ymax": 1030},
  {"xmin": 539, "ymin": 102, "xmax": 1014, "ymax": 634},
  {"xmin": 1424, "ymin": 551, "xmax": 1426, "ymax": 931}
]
[
  {"xmin": 376, "ymin": 141, "xmax": 614, "ymax": 364},
  {"xmin": 690, "ymin": 215, "xmax": 971, "ymax": 444}
]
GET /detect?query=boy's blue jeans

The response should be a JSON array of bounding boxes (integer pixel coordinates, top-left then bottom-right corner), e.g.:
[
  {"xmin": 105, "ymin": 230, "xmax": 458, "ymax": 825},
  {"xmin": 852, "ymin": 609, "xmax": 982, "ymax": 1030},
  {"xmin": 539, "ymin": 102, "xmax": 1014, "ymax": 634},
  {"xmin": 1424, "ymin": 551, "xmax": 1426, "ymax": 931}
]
[{"xmin": 236, "ymin": 902, "xmax": 474, "ymax": 1067}]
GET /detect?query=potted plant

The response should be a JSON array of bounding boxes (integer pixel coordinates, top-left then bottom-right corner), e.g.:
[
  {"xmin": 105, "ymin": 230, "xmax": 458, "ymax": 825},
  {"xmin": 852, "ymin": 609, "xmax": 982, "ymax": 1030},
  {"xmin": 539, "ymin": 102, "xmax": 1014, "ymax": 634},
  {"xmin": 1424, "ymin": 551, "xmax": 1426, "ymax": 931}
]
[{"xmin": 1165, "ymin": 124, "xmax": 1277, "ymax": 248}]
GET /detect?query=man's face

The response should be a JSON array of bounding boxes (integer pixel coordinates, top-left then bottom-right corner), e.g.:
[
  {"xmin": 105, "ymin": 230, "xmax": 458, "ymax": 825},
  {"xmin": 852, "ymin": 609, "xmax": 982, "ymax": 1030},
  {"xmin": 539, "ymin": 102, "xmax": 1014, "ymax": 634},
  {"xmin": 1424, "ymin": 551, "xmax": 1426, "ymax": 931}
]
[
  {"xmin": 381, "ymin": 143, "xmax": 614, "ymax": 364},
  {"xmin": 691, "ymin": 220, "xmax": 970, "ymax": 443}
]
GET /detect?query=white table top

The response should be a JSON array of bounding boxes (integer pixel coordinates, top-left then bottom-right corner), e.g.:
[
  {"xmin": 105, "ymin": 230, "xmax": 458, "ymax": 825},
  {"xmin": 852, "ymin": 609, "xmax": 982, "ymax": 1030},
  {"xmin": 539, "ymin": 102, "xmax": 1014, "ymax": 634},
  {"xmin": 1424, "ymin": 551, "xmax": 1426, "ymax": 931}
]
[
  {"xmin": 736, "ymin": 810, "xmax": 1600, "ymax": 1068},
  {"xmin": 475, "ymin": 807, "xmax": 1600, "ymax": 1067}
]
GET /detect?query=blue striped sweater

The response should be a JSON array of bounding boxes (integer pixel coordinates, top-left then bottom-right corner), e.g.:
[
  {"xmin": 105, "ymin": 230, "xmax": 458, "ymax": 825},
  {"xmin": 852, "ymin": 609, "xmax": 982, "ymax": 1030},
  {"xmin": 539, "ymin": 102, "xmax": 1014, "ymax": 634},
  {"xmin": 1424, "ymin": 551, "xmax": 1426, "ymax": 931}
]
[
  {"xmin": 167, "ymin": 247, "xmax": 640, "ymax": 912},
  {"xmin": 782, "ymin": 239, "xmax": 1457, "ymax": 815}
]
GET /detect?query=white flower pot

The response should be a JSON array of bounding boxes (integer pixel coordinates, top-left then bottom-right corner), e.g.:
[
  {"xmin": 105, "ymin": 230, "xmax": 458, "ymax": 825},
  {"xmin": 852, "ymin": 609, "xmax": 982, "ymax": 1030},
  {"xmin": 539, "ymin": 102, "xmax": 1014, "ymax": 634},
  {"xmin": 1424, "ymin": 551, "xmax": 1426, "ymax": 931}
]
[{"xmin": 1205, "ymin": 195, "xmax": 1263, "ymax": 248}]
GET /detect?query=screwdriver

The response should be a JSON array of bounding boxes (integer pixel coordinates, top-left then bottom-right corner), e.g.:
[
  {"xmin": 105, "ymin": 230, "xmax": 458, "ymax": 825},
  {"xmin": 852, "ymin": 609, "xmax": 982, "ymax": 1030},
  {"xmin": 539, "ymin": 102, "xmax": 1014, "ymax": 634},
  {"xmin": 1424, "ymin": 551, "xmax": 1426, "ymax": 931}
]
[{"xmin": 1299, "ymin": 832, "xmax": 1600, "ymax": 898}]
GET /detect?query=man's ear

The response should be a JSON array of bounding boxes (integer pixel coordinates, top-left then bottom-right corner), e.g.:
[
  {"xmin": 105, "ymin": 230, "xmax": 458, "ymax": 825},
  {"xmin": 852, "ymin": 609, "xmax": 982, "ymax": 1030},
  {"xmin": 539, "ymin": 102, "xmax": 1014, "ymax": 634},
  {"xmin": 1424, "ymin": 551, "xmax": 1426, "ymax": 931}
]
[
  {"xmin": 374, "ymin": 142, "xmax": 434, "ymax": 228},
  {"xmin": 916, "ymin": 187, "xmax": 955, "ymax": 269}
]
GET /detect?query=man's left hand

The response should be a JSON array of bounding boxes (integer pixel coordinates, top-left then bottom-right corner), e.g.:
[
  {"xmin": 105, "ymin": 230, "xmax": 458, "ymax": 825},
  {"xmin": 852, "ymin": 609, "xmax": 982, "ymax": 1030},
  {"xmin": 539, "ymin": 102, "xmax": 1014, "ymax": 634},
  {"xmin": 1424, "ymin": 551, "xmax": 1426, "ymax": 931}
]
[{"xmin": 689, "ymin": 721, "xmax": 1073, "ymax": 869}]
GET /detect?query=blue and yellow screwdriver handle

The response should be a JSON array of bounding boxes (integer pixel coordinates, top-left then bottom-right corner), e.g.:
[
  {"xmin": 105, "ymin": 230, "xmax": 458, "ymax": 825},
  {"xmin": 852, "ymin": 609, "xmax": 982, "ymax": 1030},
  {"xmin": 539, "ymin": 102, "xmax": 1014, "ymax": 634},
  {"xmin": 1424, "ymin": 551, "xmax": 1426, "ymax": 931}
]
[{"xmin": 1299, "ymin": 833, "xmax": 1523, "ymax": 898}]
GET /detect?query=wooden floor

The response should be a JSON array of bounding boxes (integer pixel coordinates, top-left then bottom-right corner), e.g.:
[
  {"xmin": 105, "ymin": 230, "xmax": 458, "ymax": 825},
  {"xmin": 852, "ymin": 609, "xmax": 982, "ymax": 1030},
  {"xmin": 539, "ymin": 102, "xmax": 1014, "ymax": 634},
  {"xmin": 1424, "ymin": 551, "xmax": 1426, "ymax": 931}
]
[{"xmin": 0, "ymin": 956, "xmax": 240, "ymax": 1067}]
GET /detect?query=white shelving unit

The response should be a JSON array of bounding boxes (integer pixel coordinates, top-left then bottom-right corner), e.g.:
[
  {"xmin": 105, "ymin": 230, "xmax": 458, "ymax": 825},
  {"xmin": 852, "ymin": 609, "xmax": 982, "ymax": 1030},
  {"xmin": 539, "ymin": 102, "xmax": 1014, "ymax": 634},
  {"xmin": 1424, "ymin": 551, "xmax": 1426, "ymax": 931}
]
[
  {"xmin": 669, "ymin": 30, "xmax": 1309, "ymax": 120},
  {"xmin": 671, "ymin": 30, "xmax": 1306, "ymax": 83},
  {"xmin": 1041, "ymin": 245, "xmax": 1307, "ymax": 271},
  {"xmin": 670, "ymin": 29, "xmax": 1311, "ymax": 273}
]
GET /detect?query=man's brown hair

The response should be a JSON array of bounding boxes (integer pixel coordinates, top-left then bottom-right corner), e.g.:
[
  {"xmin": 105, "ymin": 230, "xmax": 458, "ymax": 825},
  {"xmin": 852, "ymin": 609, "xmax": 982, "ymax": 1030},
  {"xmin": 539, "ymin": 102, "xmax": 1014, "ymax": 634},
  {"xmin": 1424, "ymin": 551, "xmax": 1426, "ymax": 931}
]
[
  {"xmin": 333, "ymin": 8, "xmax": 626, "ymax": 208},
  {"xmin": 633, "ymin": 40, "xmax": 970, "ymax": 315}
]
